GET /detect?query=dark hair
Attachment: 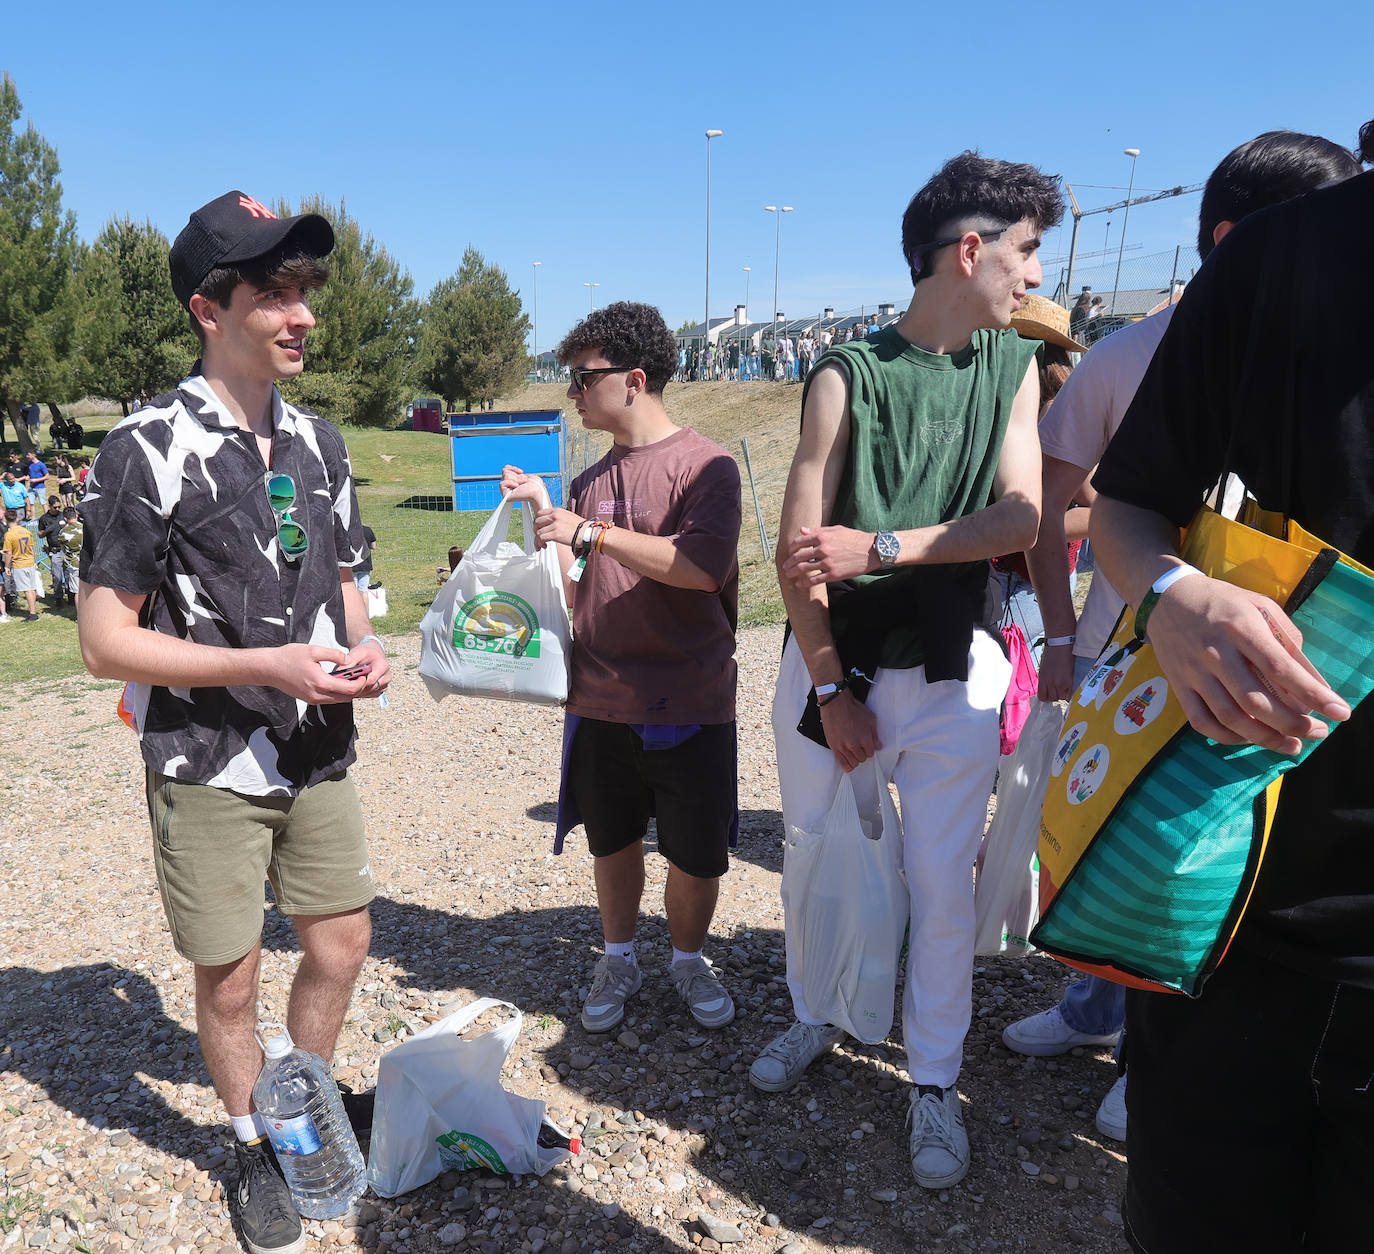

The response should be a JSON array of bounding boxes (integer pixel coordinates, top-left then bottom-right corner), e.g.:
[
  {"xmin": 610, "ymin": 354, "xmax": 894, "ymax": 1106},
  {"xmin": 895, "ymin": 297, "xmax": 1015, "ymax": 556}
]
[
  {"xmin": 1360, "ymin": 118, "xmax": 1374, "ymax": 165},
  {"xmin": 1197, "ymin": 130, "xmax": 1360, "ymax": 258},
  {"xmin": 447, "ymin": 545, "xmax": 465, "ymax": 571},
  {"xmin": 63, "ymin": 507, "xmax": 78, "ymax": 519},
  {"xmin": 556, "ymin": 301, "xmax": 679, "ymax": 396},
  {"xmin": 901, "ymin": 151, "xmax": 1064, "ymax": 285},
  {"xmin": 188, "ymin": 246, "xmax": 330, "ymax": 343},
  {"xmin": 1039, "ymin": 346, "xmax": 1074, "ymax": 416}
]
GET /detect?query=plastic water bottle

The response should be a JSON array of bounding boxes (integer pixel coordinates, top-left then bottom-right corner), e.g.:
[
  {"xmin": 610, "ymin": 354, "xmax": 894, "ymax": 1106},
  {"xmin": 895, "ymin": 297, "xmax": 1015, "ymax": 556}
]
[{"xmin": 252, "ymin": 1023, "xmax": 366, "ymax": 1219}]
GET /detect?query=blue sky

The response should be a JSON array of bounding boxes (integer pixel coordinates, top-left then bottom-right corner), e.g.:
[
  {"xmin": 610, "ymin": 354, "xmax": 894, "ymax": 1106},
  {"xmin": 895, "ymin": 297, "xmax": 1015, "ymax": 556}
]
[{"xmin": 6, "ymin": 2, "xmax": 1372, "ymax": 354}]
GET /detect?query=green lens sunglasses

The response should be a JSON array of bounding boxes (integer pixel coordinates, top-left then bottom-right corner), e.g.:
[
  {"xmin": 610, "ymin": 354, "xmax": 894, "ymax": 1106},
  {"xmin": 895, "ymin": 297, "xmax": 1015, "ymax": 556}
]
[{"xmin": 263, "ymin": 471, "xmax": 309, "ymax": 562}]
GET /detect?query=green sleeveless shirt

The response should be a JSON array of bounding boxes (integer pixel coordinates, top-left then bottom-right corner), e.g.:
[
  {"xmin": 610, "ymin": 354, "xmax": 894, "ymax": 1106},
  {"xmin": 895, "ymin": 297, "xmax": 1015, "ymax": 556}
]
[{"xmin": 809, "ymin": 325, "xmax": 1038, "ymax": 672}]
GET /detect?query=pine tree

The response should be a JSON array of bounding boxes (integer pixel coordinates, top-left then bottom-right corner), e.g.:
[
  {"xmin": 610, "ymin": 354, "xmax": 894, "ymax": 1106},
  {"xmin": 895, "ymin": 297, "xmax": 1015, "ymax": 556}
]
[
  {"xmin": 0, "ymin": 74, "xmax": 81, "ymax": 451},
  {"xmin": 276, "ymin": 196, "xmax": 420, "ymax": 428},
  {"xmin": 419, "ymin": 247, "xmax": 531, "ymax": 412},
  {"xmin": 76, "ymin": 218, "xmax": 196, "ymax": 412}
]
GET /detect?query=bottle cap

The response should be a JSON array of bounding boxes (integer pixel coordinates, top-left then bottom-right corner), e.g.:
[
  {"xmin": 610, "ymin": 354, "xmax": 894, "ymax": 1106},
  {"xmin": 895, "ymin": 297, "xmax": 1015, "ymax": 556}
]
[{"xmin": 256, "ymin": 1021, "xmax": 294, "ymax": 1060}]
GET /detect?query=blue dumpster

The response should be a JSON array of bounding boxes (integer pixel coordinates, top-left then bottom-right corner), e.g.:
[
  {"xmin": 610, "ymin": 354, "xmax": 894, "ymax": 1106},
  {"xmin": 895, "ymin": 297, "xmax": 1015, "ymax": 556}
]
[{"xmin": 449, "ymin": 410, "xmax": 565, "ymax": 511}]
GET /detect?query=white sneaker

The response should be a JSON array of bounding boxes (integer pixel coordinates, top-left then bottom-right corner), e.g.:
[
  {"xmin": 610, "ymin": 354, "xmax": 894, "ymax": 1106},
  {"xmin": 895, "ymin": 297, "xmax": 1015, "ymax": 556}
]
[
  {"xmin": 749, "ymin": 1021, "xmax": 844, "ymax": 1092},
  {"xmin": 908, "ymin": 1085, "xmax": 970, "ymax": 1189},
  {"xmin": 1001, "ymin": 1005, "xmax": 1122, "ymax": 1057},
  {"xmin": 1095, "ymin": 1073, "xmax": 1127, "ymax": 1142},
  {"xmin": 580, "ymin": 954, "xmax": 642, "ymax": 1033}
]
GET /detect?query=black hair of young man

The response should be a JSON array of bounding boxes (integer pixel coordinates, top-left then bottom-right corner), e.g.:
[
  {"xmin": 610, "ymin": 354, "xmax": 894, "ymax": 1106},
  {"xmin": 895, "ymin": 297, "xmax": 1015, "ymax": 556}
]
[
  {"xmin": 1197, "ymin": 131, "xmax": 1361, "ymax": 259},
  {"xmin": 900, "ymin": 151, "xmax": 1064, "ymax": 286},
  {"xmin": 1359, "ymin": 117, "xmax": 1374, "ymax": 165},
  {"xmin": 556, "ymin": 301, "xmax": 679, "ymax": 396}
]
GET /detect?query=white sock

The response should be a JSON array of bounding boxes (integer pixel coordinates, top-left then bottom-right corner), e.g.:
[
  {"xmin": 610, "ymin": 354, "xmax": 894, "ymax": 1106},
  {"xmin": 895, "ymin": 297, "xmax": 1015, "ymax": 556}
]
[
  {"xmin": 672, "ymin": 948, "xmax": 702, "ymax": 967},
  {"xmin": 604, "ymin": 941, "xmax": 636, "ymax": 964},
  {"xmin": 231, "ymin": 1113, "xmax": 270, "ymax": 1142}
]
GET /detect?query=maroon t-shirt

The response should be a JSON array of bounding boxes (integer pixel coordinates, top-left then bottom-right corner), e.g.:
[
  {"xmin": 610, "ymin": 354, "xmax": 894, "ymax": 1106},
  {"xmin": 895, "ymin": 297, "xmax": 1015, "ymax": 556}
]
[{"xmin": 566, "ymin": 427, "xmax": 740, "ymax": 725}]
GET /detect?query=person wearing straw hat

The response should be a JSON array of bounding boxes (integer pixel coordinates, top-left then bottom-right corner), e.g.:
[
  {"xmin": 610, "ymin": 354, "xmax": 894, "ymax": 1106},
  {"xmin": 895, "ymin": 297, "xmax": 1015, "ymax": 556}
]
[{"xmin": 992, "ymin": 294, "xmax": 1090, "ymax": 665}]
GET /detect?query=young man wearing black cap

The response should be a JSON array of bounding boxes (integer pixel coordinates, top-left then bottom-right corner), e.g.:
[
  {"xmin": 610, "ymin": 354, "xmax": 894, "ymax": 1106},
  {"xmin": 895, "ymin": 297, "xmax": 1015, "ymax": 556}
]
[{"xmin": 78, "ymin": 191, "xmax": 390, "ymax": 1254}]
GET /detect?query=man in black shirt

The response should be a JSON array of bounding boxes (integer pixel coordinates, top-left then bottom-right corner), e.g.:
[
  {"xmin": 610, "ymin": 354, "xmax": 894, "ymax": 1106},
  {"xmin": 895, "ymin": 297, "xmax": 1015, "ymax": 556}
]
[
  {"xmin": 1091, "ymin": 136, "xmax": 1373, "ymax": 1252},
  {"xmin": 36, "ymin": 496, "xmax": 67, "ymax": 605}
]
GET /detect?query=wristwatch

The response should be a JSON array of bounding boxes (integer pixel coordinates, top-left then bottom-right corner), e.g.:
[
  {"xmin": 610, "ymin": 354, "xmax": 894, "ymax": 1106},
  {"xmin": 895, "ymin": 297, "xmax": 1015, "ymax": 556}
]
[{"xmin": 874, "ymin": 530, "xmax": 901, "ymax": 569}]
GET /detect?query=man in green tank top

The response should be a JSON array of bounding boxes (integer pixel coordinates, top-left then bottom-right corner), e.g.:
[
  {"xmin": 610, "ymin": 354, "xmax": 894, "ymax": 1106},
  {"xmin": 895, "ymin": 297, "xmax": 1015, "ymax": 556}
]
[{"xmin": 751, "ymin": 151, "xmax": 1063, "ymax": 1191}]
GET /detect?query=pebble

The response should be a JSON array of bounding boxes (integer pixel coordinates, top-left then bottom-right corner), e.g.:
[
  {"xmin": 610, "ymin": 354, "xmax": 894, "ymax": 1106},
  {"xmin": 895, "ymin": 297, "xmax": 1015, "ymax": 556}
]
[
  {"xmin": 698, "ymin": 1213, "xmax": 744, "ymax": 1243},
  {"xmin": 0, "ymin": 625, "xmax": 1130, "ymax": 1254}
]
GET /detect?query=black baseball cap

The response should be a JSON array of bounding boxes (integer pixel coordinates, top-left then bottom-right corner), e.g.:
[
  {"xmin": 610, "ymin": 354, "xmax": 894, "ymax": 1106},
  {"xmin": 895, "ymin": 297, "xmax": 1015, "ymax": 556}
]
[{"xmin": 168, "ymin": 190, "xmax": 334, "ymax": 308}]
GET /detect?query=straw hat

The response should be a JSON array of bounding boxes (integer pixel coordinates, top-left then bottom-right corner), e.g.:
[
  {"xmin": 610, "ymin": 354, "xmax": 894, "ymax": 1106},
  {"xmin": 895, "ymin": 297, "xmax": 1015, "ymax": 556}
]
[{"xmin": 1010, "ymin": 294, "xmax": 1088, "ymax": 353}]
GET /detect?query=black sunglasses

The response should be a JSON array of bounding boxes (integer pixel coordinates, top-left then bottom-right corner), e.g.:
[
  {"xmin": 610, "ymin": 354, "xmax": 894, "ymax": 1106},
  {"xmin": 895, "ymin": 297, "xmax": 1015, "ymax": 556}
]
[
  {"xmin": 911, "ymin": 226, "xmax": 1008, "ymax": 276},
  {"xmin": 569, "ymin": 365, "xmax": 628, "ymax": 392}
]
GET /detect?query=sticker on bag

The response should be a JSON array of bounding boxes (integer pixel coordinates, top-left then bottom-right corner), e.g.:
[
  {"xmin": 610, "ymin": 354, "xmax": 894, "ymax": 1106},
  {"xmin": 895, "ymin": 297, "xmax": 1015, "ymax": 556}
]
[{"xmin": 455, "ymin": 591, "xmax": 544, "ymax": 659}]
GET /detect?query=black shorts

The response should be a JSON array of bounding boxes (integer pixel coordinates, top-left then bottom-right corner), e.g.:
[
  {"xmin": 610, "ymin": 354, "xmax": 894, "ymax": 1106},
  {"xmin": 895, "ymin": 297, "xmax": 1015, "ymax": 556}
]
[
  {"xmin": 566, "ymin": 719, "xmax": 734, "ymax": 879},
  {"xmin": 1123, "ymin": 944, "xmax": 1374, "ymax": 1254}
]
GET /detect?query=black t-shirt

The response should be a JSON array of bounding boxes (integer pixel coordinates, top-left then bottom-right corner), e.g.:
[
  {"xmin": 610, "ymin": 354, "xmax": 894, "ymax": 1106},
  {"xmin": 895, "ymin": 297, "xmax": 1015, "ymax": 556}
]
[
  {"xmin": 37, "ymin": 510, "xmax": 65, "ymax": 551},
  {"xmin": 1094, "ymin": 169, "xmax": 1374, "ymax": 989}
]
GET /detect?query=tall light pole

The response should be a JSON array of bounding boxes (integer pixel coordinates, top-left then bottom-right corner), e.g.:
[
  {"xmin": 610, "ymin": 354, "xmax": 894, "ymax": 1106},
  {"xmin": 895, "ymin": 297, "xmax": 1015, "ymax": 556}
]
[
  {"xmin": 742, "ymin": 266, "xmax": 751, "ymax": 316},
  {"xmin": 704, "ymin": 129, "xmax": 722, "ymax": 356},
  {"xmin": 583, "ymin": 281, "xmax": 599, "ymax": 313},
  {"xmin": 1109, "ymin": 148, "xmax": 1140, "ymax": 315},
  {"xmin": 531, "ymin": 261, "xmax": 541, "ymax": 379},
  {"xmin": 764, "ymin": 205, "xmax": 793, "ymax": 355}
]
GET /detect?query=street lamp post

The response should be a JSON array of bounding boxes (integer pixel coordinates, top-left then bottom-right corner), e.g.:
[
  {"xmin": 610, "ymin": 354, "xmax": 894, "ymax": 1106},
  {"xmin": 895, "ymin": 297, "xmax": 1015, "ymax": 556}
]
[
  {"xmin": 742, "ymin": 266, "xmax": 751, "ymax": 316},
  {"xmin": 1109, "ymin": 148, "xmax": 1140, "ymax": 315},
  {"xmin": 705, "ymin": 129, "xmax": 722, "ymax": 360},
  {"xmin": 583, "ymin": 281, "xmax": 599, "ymax": 313},
  {"xmin": 764, "ymin": 205, "xmax": 793, "ymax": 359},
  {"xmin": 531, "ymin": 261, "xmax": 541, "ymax": 379}
]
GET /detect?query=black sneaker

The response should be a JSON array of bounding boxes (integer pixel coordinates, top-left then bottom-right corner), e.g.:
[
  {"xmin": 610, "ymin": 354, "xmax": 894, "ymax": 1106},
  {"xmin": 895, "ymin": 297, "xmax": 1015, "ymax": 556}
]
[
  {"xmin": 233, "ymin": 1137, "xmax": 304, "ymax": 1254},
  {"xmin": 337, "ymin": 1081, "xmax": 374, "ymax": 1136},
  {"xmin": 23, "ymin": 613, "xmax": 38, "ymax": 623}
]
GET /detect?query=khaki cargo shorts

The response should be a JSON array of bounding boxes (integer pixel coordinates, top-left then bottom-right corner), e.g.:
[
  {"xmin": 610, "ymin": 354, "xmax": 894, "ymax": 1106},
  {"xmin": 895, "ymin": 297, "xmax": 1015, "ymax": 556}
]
[{"xmin": 146, "ymin": 769, "xmax": 375, "ymax": 966}]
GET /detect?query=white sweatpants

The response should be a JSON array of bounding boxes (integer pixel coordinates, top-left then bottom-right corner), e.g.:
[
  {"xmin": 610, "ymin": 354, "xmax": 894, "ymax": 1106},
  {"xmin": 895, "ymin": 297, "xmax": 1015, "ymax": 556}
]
[{"xmin": 772, "ymin": 630, "xmax": 1010, "ymax": 1087}]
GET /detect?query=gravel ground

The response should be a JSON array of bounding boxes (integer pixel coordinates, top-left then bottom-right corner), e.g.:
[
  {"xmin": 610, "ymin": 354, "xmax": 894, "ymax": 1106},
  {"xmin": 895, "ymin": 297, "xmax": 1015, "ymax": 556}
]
[{"xmin": 0, "ymin": 626, "xmax": 1128, "ymax": 1253}]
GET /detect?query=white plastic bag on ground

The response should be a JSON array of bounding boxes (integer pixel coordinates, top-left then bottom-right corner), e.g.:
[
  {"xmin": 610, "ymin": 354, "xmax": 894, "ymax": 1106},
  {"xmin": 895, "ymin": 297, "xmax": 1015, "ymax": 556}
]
[
  {"xmin": 974, "ymin": 699, "xmax": 1066, "ymax": 955},
  {"xmin": 419, "ymin": 489, "xmax": 571, "ymax": 705},
  {"xmin": 785, "ymin": 762, "xmax": 909, "ymax": 1044},
  {"xmin": 367, "ymin": 998, "xmax": 574, "ymax": 1197}
]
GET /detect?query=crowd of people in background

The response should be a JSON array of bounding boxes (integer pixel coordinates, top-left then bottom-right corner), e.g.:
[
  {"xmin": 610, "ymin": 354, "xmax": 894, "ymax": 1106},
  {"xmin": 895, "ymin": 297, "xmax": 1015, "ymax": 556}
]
[
  {"xmin": 0, "ymin": 445, "xmax": 89, "ymax": 623},
  {"xmin": 674, "ymin": 317, "xmax": 888, "ymax": 383}
]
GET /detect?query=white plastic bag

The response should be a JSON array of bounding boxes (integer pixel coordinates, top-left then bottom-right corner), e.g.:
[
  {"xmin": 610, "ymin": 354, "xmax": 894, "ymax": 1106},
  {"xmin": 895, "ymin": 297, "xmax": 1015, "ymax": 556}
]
[
  {"xmin": 784, "ymin": 762, "xmax": 909, "ymax": 1044},
  {"xmin": 366, "ymin": 584, "xmax": 389, "ymax": 618},
  {"xmin": 367, "ymin": 998, "xmax": 574, "ymax": 1198},
  {"xmin": 974, "ymin": 699, "xmax": 1066, "ymax": 955},
  {"xmin": 419, "ymin": 489, "xmax": 571, "ymax": 705}
]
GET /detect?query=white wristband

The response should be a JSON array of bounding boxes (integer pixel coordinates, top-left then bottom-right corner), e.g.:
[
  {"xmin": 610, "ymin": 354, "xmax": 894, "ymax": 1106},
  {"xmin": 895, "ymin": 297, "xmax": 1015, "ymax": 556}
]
[
  {"xmin": 1044, "ymin": 635, "xmax": 1076, "ymax": 648},
  {"xmin": 1151, "ymin": 564, "xmax": 1203, "ymax": 596},
  {"xmin": 358, "ymin": 634, "xmax": 385, "ymax": 654},
  {"xmin": 814, "ymin": 682, "xmax": 840, "ymax": 697}
]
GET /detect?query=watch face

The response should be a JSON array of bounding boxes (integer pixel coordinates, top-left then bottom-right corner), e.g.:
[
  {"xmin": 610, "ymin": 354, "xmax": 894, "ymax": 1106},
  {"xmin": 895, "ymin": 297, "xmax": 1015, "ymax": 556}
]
[{"xmin": 876, "ymin": 531, "xmax": 900, "ymax": 565}]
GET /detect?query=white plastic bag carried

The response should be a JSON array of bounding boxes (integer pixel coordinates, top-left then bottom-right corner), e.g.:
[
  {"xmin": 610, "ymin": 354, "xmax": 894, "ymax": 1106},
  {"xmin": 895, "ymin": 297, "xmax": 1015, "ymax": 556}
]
[
  {"xmin": 366, "ymin": 584, "xmax": 389, "ymax": 618},
  {"xmin": 783, "ymin": 762, "xmax": 909, "ymax": 1044},
  {"xmin": 368, "ymin": 998, "xmax": 575, "ymax": 1198},
  {"xmin": 419, "ymin": 488, "xmax": 571, "ymax": 705},
  {"xmin": 973, "ymin": 699, "xmax": 1066, "ymax": 955}
]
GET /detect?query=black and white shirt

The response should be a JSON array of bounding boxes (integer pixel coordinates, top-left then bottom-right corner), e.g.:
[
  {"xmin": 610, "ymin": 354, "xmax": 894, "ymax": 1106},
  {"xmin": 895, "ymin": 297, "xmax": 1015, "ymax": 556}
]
[{"xmin": 80, "ymin": 373, "xmax": 368, "ymax": 796}]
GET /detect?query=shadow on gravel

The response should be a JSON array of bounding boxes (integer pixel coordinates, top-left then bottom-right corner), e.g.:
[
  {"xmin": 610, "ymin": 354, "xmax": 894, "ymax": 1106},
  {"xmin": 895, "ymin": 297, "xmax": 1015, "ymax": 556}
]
[
  {"xmin": 0, "ymin": 962, "xmax": 215, "ymax": 1163},
  {"xmin": 293, "ymin": 895, "xmax": 935, "ymax": 1252}
]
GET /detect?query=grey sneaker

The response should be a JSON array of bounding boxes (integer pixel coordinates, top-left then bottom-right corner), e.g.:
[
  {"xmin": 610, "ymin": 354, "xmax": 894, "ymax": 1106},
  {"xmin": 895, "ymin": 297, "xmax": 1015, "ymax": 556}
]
[
  {"xmin": 908, "ymin": 1085, "xmax": 970, "ymax": 1189},
  {"xmin": 580, "ymin": 954, "xmax": 642, "ymax": 1033},
  {"xmin": 749, "ymin": 1021, "xmax": 845, "ymax": 1092},
  {"xmin": 670, "ymin": 957, "xmax": 735, "ymax": 1028},
  {"xmin": 233, "ymin": 1137, "xmax": 305, "ymax": 1254}
]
